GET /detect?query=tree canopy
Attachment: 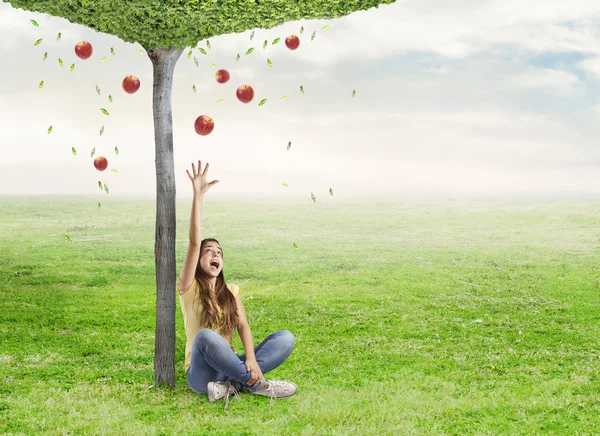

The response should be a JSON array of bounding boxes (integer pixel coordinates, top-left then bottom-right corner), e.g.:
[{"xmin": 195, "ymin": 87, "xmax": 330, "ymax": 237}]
[{"xmin": 4, "ymin": 0, "xmax": 394, "ymax": 49}]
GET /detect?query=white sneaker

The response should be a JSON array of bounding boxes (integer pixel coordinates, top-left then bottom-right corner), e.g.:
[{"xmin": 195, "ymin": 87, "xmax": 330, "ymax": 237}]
[
  {"xmin": 251, "ymin": 380, "xmax": 298, "ymax": 407},
  {"xmin": 207, "ymin": 380, "xmax": 240, "ymax": 410}
]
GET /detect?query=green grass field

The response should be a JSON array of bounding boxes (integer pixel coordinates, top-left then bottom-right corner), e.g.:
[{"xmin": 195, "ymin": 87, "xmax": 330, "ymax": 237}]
[{"xmin": 0, "ymin": 195, "xmax": 599, "ymax": 435}]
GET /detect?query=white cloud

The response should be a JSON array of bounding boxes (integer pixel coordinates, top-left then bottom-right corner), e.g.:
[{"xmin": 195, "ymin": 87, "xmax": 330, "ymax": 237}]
[
  {"xmin": 507, "ymin": 67, "xmax": 581, "ymax": 96},
  {"xmin": 578, "ymin": 56, "xmax": 600, "ymax": 79},
  {"xmin": 292, "ymin": 0, "xmax": 600, "ymax": 65}
]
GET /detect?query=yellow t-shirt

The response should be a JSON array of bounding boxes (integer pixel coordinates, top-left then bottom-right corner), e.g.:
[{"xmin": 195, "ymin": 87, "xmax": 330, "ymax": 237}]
[{"xmin": 179, "ymin": 279, "xmax": 239, "ymax": 372}]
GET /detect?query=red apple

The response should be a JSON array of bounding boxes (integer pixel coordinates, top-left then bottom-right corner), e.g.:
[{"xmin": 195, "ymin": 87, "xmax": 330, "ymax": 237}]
[
  {"xmin": 194, "ymin": 115, "xmax": 214, "ymax": 136},
  {"xmin": 122, "ymin": 75, "xmax": 140, "ymax": 94},
  {"xmin": 216, "ymin": 69, "xmax": 230, "ymax": 84},
  {"xmin": 285, "ymin": 35, "xmax": 300, "ymax": 50},
  {"xmin": 236, "ymin": 85, "xmax": 254, "ymax": 104},
  {"xmin": 94, "ymin": 156, "xmax": 108, "ymax": 171},
  {"xmin": 74, "ymin": 41, "xmax": 93, "ymax": 59}
]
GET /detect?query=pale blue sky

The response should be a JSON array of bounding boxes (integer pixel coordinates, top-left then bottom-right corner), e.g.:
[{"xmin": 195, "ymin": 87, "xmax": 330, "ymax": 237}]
[{"xmin": 1, "ymin": 0, "xmax": 599, "ymax": 198}]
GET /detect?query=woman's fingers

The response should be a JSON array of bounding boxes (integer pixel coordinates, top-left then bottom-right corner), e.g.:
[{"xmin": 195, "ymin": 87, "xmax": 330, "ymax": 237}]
[
  {"xmin": 190, "ymin": 161, "xmax": 215, "ymax": 179},
  {"xmin": 247, "ymin": 367, "xmax": 262, "ymax": 385}
]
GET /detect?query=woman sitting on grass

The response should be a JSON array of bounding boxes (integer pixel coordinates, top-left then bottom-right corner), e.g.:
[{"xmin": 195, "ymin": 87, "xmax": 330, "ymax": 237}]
[{"xmin": 178, "ymin": 160, "xmax": 297, "ymax": 410}]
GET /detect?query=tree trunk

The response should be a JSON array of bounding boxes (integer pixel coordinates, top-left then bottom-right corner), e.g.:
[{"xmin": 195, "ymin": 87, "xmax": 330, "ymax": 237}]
[{"xmin": 148, "ymin": 47, "xmax": 183, "ymax": 387}]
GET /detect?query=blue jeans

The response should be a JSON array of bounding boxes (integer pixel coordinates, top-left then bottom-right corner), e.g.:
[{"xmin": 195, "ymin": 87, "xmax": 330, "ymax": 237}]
[{"xmin": 187, "ymin": 328, "xmax": 295, "ymax": 394}]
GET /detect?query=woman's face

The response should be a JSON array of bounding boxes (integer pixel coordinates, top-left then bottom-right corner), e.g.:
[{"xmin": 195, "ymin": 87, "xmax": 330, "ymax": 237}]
[{"xmin": 200, "ymin": 241, "xmax": 223, "ymax": 278}]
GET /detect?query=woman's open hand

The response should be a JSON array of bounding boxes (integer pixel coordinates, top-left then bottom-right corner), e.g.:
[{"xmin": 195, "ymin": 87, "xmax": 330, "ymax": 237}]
[{"xmin": 186, "ymin": 160, "xmax": 219, "ymax": 195}]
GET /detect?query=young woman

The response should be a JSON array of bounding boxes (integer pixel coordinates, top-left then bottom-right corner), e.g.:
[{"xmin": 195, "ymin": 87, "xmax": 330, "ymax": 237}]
[{"xmin": 178, "ymin": 160, "xmax": 297, "ymax": 409}]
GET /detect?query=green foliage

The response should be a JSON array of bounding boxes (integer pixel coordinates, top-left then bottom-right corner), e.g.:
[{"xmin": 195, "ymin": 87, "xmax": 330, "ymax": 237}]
[{"xmin": 3, "ymin": 0, "xmax": 396, "ymax": 49}]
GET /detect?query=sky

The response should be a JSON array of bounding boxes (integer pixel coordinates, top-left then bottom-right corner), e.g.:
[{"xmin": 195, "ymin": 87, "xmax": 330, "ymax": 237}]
[{"xmin": 1, "ymin": 0, "xmax": 600, "ymax": 199}]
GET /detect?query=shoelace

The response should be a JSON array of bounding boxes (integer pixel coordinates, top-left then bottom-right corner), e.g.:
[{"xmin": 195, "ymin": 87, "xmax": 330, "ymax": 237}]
[
  {"xmin": 264, "ymin": 381, "xmax": 283, "ymax": 408},
  {"xmin": 223, "ymin": 381, "xmax": 240, "ymax": 411}
]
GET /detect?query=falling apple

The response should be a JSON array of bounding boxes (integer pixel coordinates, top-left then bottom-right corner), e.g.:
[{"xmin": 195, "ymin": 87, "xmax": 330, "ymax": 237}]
[
  {"xmin": 285, "ymin": 35, "xmax": 300, "ymax": 50},
  {"xmin": 122, "ymin": 75, "xmax": 140, "ymax": 94},
  {"xmin": 194, "ymin": 115, "xmax": 214, "ymax": 136},
  {"xmin": 74, "ymin": 41, "xmax": 93, "ymax": 59},
  {"xmin": 215, "ymin": 69, "xmax": 230, "ymax": 84},
  {"xmin": 236, "ymin": 85, "xmax": 254, "ymax": 104},
  {"xmin": 94, "ymin": 156, "xmax": 108, "ymax": 171}
]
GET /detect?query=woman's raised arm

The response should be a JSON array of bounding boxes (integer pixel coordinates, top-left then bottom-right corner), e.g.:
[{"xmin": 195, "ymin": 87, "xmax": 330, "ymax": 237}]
[{"xmin": 178, "ymin": 161, "xmax": 219, "ymax": 295}]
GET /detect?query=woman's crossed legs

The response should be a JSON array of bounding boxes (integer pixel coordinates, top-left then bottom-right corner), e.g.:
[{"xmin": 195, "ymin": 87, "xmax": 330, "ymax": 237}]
[{"xmin": 187, "ymin": 328, "xmax": 295, "ymax": 394}]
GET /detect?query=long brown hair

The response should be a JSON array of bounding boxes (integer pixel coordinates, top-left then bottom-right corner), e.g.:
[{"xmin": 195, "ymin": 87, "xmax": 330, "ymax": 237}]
[{"xmin": 193, "ymin": 238, "xmax": 237, "ymax": 336}]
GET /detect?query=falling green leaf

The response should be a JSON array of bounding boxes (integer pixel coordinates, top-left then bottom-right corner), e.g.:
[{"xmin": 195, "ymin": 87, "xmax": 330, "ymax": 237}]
[
  {"xmin": 272, "ymin": 38, "xmax": 280, "ymax": 45},
  {"xmin": 287, "ymin": 141, "xmax": 292, "ymax": 151},
  {"xmin": 99, "ymin": 126, "xmax": 104, "ymax": 136},
  {"xmin": 281, "ymin": 183, "xmax": 289, "ymax": 188},
  {"xmin": 198, "ymin": 47, "xmax": 207, "ymax": 55},
  {"xmin": 206, "ymin": 40, "xmax": 211, "ymax": 50},
  {"xmin": 322, "ymin": 25, "xmax": 330, "ymax": 30},
  {"xmin": 352, "ymin": 89, "xmax": 356, "ymax": 98},
  {"xmin": 281, "ymin": 95, "xmax": 288, "ymax": 100},
  {"xmin": 311, "ymin": 193, "xmax": 316, "ymax": 203},
  {"xmin": 108, "ymin": 94, "xmax": 113, "ymax": 103},
  {"xmin": 34, "ymin": 38, "xmax": 43, "ymax": 46},
  {"xmin": 258, "ymin": 98, "xmax": 267, "ymax": 106},
  {"xmin": 58, "ymin": 58, "xmax": 63, "ymax": 67},
  {"xmin": 293, "ymin": 242, "xmax": 298, "ymax": 250},
  {"xmin": 38, "ymin": 80, "xmax": 44, "ymax": 89},
  {"xmin": 267, "ymin": 58, "xmax": 272, "ymax": 67},
  {"xmin": 187, "ymin": 49, "xmax": 192, "ymax": 58},
  {"xmin": 300, "ymin": 85, "xmax": 304, "ymax": 95},
  {"xmin": 216, "ymin": 98, "xmax": 224, "ymax": 103},
  {"xmin": 100, "ymin": 108, "xmax": 109, "ymax": 116},
  {"xmin": 194, "ymin": 57, "xmax": 198, "ymax": 67},
  {"xmin": 47, "ymin": 125, "xmax": 52, "ymax": 134},
  {"xmin": 96, "ymin": 85, "xmax": 101, "ymax": 95},
  {"xmin": 250, "ymin": 30, "xmax": 255, "ymax": 40},
  {"xmin": 329, "ymin": 188, "xmax": 334, "ymax": 196},
  {"xmin": 97, "ymin": 202, "xmax": 102, "ymax": 209},
  {"xmin": 236, "ymin": 53, "xmax": 240, "ymax": 62},
  {"xmin": 192, "ymin": 84, "xmax": 197, "ymax": 93},
  {"xmin": 64, "ymin": 235, "xmax": 72, "ymax": 243},
  {"xmin": 263, "ymin": 40, "xmax": 268, "ymax": 49},
  {"xmin": 104, "ymin": 183, "xmax": 109, "ymax": 194},
  {"xmin": 246, "ymin": 47, "xmax": 254, "ymax": 55},
  {"xmin": 71, "ymin": 147, "xmax": 77, "ymax": 156},
  {"xmin": 137, "ymin": 49, "xmax": 144, "ymax": 55},
  {"xmin": 111, "ymin": 47, "xmax": 115, "ymax": 56},
  {"xmin": 100, "ymin": 56, "xmax": 108, "ymax": 61},
  {"xmin": 42, "ymin": 52, "xmax": 47, "ymax": 61},
  {"xmin": 56, "ymin": 32, "xmax": 62, "ymax": 41},
  {"xmin": 69, "ymin": 63, "xmax": 75, "ymax": 72},
  {"xmin": 30, "ymin": 19, "xmax": 39, "ymax": 27},
  {"xmin": 209, "ymin": 62, "xmax": 216, "ymax": 68},
  {"xmin": 114, "ymin": 146, "xmax": 119, "ymax": 155},
  {"xmin": 98, "ymin": 181, "xmax": 103, "ymax": 191},
  {"xmin": 111, "ymin": 168, "xmax": 118, "ymax": 173},
  {"xmin": 91, "ymin": 147, "xmax": 96, "ymax": 157},
  {"xmin": 300, "ymin": 26, "xmax": 304, "ymax": 34},
  {"xmin": 311, "ymin": 31, "xmax": 316, "ymax": 41}
]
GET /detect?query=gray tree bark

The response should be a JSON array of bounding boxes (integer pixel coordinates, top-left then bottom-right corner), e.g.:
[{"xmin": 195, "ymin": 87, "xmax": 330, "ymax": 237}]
[{"xmin": 147, "ymin": 47, "xmax": 183, "ymax": 387}]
